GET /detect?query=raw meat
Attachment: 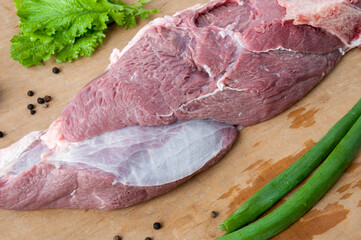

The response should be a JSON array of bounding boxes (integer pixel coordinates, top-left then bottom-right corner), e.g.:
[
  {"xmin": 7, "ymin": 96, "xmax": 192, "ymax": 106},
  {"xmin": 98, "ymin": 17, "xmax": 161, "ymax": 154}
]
[
  {"xmin": 60, "ymin": 0, "xmax": 361, "ymax": 142},
  {"xmin": 278, "ymin": 0, "xmax": 361, "ymax": 47},
  {"xmin": 0, "ymin": 120, "xmax": 236, "ymax": 210},
  {"xmin": 1, "ymin": 0, "xmax": 361, "ymax": 210}
]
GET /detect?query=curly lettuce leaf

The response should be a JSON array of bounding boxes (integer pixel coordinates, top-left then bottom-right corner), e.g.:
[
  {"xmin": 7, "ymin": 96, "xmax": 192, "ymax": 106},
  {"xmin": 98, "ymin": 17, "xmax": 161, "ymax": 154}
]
[
  {"xmin": 11, "ymin": 30, "xmax": 106, "ymax": 65},
  {"xmin": 109, "ymin": 0, "xmax": 158, "ymax": 29},
  {"xmin": 10, "ymin": 34, "xmax": 55, "ymax": 67},
  {"xmin": 55, "ymin": 30, "xmax": 106, "ymax": 62},
  {"xmin": 11, "ymin": 0, "xmax": 158, "ymax": 67},
  {"xmin": 14, "ymin": 0, "xmax": 111, "ymax": 40}
]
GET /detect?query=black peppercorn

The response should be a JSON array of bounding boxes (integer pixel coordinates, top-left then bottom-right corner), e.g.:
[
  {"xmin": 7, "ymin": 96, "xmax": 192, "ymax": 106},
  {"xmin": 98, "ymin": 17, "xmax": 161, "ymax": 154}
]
[
  {"xmin": 145, "ymin": 237, "xmax": 152, "ymax": 240},
  {"xmin": 27, "ymin": 104, "xmax": 35, "ymax": 110},
  {"xmin": 153, "ymin": 222, "xmax": 161, "ymax": 230},
  {"xmin": 210, "ymin": 211, "xmax": 217, "ymax": 218},
  {"xmin": 52, "ymin": 67, "xmax": 60, "ymax": 74},
  {"xmin": 113, "ymin": 235, "xmax": 121, "ymax": 240},
  {"xmin": 37, "ymin": 97, "xmax": 45, "ymax": 104},
  {"xmin": 30, "ymin": 110, "xmax": 36, "ymax": 115},
  {"xmin": 44, "ymin": 95, "xmax": 52, "ymax": 102},
  {"xmin": 0, "ymin": 131, "xmax": 4, "ymax": 138},
  {"xmin": 27, "ymin": 90, "xmax": 34, "ymax": 97}
]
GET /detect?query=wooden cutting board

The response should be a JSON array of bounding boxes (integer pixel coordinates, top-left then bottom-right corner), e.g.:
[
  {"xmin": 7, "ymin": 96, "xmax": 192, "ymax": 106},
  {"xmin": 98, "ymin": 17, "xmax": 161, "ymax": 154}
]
[{"xmin": 0, "ymin": 1, "xmax": 360, "ymax": 239}]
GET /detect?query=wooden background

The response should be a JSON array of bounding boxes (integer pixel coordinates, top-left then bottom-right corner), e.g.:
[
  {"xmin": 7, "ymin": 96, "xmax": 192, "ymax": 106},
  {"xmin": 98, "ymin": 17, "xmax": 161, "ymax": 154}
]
[{"xmin": 0, "ymin": 0, "xmax": 361, "ymax": 239}]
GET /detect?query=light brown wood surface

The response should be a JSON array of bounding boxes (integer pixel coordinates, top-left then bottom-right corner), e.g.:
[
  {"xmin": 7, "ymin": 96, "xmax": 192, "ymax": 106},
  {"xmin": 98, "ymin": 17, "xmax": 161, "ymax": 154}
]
[{"xmin": 1, "ymin": 1, "xmax": 361, "ymax": 239}]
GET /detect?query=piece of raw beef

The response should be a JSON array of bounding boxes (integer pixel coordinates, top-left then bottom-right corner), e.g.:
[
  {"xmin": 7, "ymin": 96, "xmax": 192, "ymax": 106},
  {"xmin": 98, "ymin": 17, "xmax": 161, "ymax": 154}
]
[
  {"xmin": 60, "ymin": 0, "xmax": 361, "ymax": 142},
  {"xmin": 1, "ymin": 0, "xmax": 360, "ymax": 210}
]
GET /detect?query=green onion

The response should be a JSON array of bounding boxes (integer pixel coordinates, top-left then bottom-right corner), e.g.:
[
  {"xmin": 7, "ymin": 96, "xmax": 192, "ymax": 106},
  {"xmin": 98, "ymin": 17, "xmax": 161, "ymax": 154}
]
[
  {"xmin": 217, "ymin": 99, "xmax": 361, "ymax": 240},
  {"xmin": 219, "ymin": 98, "xmax": 361, "ymax": 233}
]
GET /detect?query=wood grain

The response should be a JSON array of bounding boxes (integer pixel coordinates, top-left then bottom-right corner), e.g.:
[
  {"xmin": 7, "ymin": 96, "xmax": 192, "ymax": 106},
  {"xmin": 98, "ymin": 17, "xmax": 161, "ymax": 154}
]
[{"xmin": 0, "ymin": 1, "xmax": 360, "ymax": 239}]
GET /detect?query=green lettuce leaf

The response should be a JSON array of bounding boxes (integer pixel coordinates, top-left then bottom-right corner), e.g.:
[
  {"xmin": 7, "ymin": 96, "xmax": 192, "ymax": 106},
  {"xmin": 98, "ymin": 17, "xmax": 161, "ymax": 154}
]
[
  {"xmin": 11, "ymin": 0, "xmax": 158, "ymax": 67},
  {"xmin": 14, "ymin": 0, "xmax": 111, "ymax": 40},
  {"xmin": 55, "ymin": 30, "xmax": 106, "ymax": 62},
  {"xmin": 10, "ymin": 34, "xmax": 55, "ymax": 67}
]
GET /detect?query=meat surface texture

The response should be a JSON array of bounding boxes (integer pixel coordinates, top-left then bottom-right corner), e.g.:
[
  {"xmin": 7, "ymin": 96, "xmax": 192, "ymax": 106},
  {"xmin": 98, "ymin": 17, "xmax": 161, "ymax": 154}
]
[
  {"xmin": 60, "ymin": 0, "xmax": 361, "ymax": 142},
  {"xmin": 1, "ymin": 0, "xmax": 361, "ymax": 211},
  {"xmin": 0, "ymin": 120, "xmax": 236, "ymax": 210}
]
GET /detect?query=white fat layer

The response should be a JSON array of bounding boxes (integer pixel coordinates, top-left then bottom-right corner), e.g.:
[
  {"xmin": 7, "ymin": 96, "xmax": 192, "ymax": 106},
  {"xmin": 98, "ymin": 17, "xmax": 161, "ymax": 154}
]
[
  {"xmin": 210, "ymin": 28, "xmax": 245, "ymax": 90},
  {"xmin": 350, "ymin": 35, "xmax": 361, "ymax": 48},
  {"xmin": 156, "ymin": 112, "xmax": 174, "ymax": 118},
  {"xmin": 0, "ymin": 120, "xmax": 233, "ymax": 186},
  {"xmin": 216, "ymin": 29, "xmax": 244, "ymax": 49},
  {"xmin": 45, "ymin": 120, "xmax": 232, "ymax": 186},
  {"xmin": 0, "ymin": 131, "xmax": 45, "ymax": 178},
  {"xmin": 252, "ymin": 46, "xmax": 296, "ymax": 53},
  {"xmin": 203, "ymin": 64, "xmax": 212, "ymax": 76},
  {"xmin": 179, "ymin": 89, "xmax": 221, "ymax": 110},
  {"xmin": 225, "ymin": 87, "xmax": 248, "ymax": 92},
  {"xmin": 278, "ymin": 0, "xmax": 361, "ymax": 48},
  {"xmin": 93, "ymin": 192, "xmax": 105, "ymax": 209},
  {"xmin": 178, "ymin": 86, "xmax": 248, "ymax": 113},
  {"xmin": 217, "ymin": 81, "xmax": 225, "ymax": 90},
  {"xmin": 338, "ymin": 48, "xmax": 346, "ymax": 55},
  {"xmin": 107, "ymin": 48, "xmax": 122, "ymax": 69},
  {"xmin": 219, "ymin": 30, "xmax": 227, "ymax": 38}
]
